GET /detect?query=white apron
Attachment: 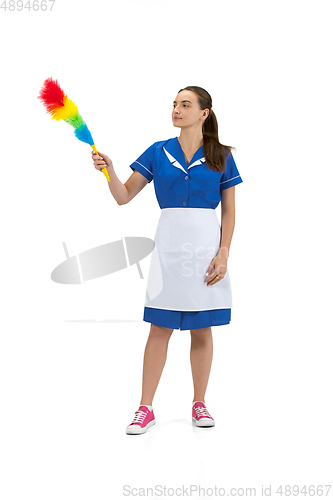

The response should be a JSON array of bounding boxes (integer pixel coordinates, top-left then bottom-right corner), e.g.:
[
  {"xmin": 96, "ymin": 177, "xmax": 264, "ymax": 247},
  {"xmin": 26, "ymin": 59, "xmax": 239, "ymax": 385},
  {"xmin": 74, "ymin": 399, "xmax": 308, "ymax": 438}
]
[{"xmin": 144, "ymin": 208, "xmax": 232, "ymax": 311}]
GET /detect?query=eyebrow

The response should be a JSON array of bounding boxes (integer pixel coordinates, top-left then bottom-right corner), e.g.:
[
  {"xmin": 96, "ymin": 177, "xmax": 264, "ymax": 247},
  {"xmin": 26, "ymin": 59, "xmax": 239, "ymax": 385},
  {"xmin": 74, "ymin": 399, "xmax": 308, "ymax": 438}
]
[{"xmin": 173, "ymin": 100, "xmax": 192, "ymax": 104}]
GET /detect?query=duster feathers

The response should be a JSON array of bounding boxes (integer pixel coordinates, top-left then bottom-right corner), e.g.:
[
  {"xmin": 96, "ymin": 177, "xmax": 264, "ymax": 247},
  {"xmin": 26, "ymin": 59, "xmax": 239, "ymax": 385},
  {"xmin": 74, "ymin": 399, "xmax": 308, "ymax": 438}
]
[{"xmin": 38, "ymin": 77, "xmax": 110, "ymax": 182}]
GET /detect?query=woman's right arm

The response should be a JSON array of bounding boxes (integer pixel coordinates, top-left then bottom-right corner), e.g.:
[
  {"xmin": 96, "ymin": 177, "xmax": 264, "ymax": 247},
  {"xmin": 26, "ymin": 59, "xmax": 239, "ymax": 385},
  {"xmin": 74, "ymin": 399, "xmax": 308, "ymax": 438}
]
[{"xmin": 92, "ymin": 150, "xmax": 149, "ymax": 205}]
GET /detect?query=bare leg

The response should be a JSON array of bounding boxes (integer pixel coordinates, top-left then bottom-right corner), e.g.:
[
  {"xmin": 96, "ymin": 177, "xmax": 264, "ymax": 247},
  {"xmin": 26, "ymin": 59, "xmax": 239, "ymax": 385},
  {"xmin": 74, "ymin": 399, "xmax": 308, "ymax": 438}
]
[
  {"xmin": 140, "ymin": 324, "xmax": 173, "ymax": 406},
  {"xmin": 190, "ymin": 327, "xmax": 213, "ymax": 403}
]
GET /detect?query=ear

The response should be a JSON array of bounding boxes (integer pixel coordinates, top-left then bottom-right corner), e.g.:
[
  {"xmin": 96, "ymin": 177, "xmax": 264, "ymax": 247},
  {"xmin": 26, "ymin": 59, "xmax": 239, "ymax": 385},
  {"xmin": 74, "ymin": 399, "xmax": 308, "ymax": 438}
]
[{"xmin": 201, "ymin": 108, "xmax": 210, "ymax": 121}]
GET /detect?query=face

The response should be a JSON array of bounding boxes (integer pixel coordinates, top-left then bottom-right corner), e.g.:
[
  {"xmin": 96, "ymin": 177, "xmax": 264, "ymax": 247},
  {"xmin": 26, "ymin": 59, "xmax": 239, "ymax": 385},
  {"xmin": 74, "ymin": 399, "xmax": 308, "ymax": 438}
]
[{"xmin": 172, "ymin": 90, "xmax": 210, "ymax": 129}]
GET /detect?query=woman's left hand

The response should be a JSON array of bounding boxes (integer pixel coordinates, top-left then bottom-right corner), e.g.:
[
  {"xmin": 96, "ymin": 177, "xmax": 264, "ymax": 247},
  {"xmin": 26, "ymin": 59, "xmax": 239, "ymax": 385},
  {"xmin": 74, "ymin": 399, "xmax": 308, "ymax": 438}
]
[{"xmin": 204, "ymin": 255, "xmax": 228, "ymax": 286}]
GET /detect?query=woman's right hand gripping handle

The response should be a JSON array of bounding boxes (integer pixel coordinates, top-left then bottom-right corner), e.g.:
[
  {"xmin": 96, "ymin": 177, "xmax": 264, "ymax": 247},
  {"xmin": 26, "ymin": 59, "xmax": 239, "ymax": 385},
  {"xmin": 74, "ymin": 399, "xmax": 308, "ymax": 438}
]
[
  {"xmin": 91, "ymin": 150, "xmax": 128, "ymax": 205},
  {"xmin": 92, "ymin": 150, "xmax": 113, "ymax": 173}
]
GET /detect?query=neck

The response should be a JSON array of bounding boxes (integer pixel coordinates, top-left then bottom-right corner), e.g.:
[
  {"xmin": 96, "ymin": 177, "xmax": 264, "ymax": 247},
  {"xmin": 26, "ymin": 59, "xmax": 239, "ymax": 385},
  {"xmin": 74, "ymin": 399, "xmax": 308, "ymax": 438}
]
[{"xmin": 178, "ymin": 127, "xmax": 203, "ymax": 151}]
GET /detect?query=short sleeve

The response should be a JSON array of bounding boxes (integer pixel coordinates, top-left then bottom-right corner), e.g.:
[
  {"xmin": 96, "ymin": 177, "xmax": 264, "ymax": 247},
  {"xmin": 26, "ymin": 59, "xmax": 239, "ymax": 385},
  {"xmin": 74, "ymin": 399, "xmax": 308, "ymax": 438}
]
[
  {"xmin": 220, "ymin": 151, "xmax": 243, "ymax": 191},
  {"xmin": 129, "ymin": 143, "xmax": 155, "ymax": 183}
]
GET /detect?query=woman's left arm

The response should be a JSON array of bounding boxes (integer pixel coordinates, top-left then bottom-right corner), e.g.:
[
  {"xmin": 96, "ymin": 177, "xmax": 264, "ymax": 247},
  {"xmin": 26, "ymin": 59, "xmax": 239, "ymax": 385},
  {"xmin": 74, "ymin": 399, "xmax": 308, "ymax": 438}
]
[
  {"xmin": 217, "ymin": 186, "xmax": 235, "ymax": 260},
  {"xmin": 205, "ymin": 186, "xmax": 235, "ymax": 285}
]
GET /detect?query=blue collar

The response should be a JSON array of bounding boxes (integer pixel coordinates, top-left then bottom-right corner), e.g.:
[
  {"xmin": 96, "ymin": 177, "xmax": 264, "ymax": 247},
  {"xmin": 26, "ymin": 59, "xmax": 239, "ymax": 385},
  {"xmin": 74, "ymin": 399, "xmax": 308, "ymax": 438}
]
[{"xmin": 163, "ymin": 137, "xmax": 205, "ymax": 173}]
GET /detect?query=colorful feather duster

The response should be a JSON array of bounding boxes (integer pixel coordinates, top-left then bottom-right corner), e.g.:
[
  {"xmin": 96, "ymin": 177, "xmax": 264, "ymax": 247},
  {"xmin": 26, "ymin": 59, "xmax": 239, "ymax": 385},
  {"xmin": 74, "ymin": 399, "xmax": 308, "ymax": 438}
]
[{"xmin": 38, "ymin": 77, "xmax": 110, "ymax": 182}]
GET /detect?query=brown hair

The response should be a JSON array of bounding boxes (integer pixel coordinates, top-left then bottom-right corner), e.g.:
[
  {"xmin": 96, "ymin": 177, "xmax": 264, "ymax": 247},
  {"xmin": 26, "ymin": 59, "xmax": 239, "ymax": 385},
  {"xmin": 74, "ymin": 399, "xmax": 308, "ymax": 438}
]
[{"xmin": 178, "ymin": 86, "xmax": 236, "ymax": 173}]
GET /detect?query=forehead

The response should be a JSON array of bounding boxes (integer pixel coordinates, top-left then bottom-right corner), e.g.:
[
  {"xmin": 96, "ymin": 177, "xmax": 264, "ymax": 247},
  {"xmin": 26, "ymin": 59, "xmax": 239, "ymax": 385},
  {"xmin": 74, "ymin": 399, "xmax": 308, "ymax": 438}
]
[{"xmin": 174, "ymin": 90, "xmax": 198, "ymax": 104}]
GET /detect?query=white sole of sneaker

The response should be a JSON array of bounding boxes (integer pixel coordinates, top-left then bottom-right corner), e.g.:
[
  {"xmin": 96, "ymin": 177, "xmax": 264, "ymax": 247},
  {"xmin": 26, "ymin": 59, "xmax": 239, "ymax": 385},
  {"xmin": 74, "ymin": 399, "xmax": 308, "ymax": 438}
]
[
  {"xmin": 126, "ymin": 419, "xmax": 156, "ymax": 435},
  {"xmin": 192, "ymin": 417, "xmax": 215, "ymax": 427}
]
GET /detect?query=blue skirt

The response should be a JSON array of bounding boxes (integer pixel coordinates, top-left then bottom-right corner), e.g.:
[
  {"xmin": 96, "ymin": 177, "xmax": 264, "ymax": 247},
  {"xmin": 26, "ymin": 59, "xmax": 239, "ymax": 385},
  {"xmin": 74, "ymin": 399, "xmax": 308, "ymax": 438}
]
[{"xmin": 144, "ymin": 306, "xmax": 231, "ymax": 331}]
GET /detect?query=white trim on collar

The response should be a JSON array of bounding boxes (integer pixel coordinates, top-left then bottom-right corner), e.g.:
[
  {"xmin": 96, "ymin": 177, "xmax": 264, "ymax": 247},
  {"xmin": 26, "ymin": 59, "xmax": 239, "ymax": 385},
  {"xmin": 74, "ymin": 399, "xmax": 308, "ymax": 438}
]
[
  {"xmin": 163, "ymin": 148, "xmax": 206, "ymax": 172},
  {"xmin": 188, "ymin": 157, "xmax": 206, "ymax": 169},
  {"xmin": 163, "ymin": 147, "xmax": 187, "ymax": 174}
]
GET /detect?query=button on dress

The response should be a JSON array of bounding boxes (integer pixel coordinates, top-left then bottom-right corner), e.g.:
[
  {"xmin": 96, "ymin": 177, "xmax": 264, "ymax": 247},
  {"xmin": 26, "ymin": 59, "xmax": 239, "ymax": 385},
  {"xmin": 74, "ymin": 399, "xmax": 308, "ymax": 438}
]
[{"xmin": 129, "ymin": 137, "xmax": 243, "ymax": 330}]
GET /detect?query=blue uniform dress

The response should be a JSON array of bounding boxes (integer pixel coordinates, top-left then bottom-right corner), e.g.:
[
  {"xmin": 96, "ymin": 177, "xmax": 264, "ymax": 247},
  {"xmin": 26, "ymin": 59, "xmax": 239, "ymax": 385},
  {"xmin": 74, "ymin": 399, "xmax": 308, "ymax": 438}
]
[{"xmin": 129, "ymin": 136, "xmax": 243, "ymax": 330}]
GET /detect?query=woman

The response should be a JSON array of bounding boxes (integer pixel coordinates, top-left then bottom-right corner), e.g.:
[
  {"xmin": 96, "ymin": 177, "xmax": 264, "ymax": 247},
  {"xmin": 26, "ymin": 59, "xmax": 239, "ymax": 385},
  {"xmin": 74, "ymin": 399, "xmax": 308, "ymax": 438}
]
[{"xmin": 92, "ymin": 86, "xmax": 243, "ymax": 435}]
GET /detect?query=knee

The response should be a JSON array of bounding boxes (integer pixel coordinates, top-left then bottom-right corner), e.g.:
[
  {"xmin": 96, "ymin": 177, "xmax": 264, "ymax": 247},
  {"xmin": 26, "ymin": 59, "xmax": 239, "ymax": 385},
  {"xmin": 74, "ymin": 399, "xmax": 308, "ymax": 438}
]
[
  {"xmin": 190, "ymin": 327, "xmax": 212, "ymax": 340},
  {"xmin": 150, "ymin": 324, "xmax": 174, "ymax": 339}
]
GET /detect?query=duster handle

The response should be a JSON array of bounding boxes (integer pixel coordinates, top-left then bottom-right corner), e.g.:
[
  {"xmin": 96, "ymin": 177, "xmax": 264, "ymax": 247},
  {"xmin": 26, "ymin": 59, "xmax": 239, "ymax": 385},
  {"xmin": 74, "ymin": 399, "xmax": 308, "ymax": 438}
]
[{"xmin": 91, "ymin": 144, "xmax": 111, "ymax": 182}]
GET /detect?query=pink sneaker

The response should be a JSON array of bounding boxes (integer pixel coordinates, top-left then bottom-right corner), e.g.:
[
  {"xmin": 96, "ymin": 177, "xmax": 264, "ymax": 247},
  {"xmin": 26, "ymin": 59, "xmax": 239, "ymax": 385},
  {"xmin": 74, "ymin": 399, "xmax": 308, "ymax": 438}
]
[
  {"xmin": 192, "ymin": 401, "xmax": 215, "ymax": 427},
  {"xmin": 126, "ymin": 405, "xmax": 156, "ymax": 435}
]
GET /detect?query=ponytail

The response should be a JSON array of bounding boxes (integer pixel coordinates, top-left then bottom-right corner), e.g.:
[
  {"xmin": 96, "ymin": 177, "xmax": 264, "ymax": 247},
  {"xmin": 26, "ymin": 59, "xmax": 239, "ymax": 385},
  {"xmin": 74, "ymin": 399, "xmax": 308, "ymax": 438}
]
[{"xmin": 178, "ymin": 86, "xmax": 235, "ymax": 173}]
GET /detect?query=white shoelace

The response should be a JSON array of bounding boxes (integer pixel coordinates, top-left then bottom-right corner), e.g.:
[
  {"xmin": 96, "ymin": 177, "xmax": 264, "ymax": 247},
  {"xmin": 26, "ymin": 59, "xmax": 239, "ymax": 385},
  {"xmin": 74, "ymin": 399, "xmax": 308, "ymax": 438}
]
[
  {"xmin": 131, "ymin": 409, "xmax": 148, "ymax": 424},
  {"xmin": 194, "ymin": 406, "xmax": 212, "ymax": 418}
]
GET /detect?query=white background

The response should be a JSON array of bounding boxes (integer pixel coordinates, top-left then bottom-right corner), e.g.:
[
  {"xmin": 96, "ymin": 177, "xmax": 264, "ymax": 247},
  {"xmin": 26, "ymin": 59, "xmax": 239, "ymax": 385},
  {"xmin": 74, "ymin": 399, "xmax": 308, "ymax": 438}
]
[{"xmin": 0, "ymin": 0, "xmax": 332, "ymax": 498}]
